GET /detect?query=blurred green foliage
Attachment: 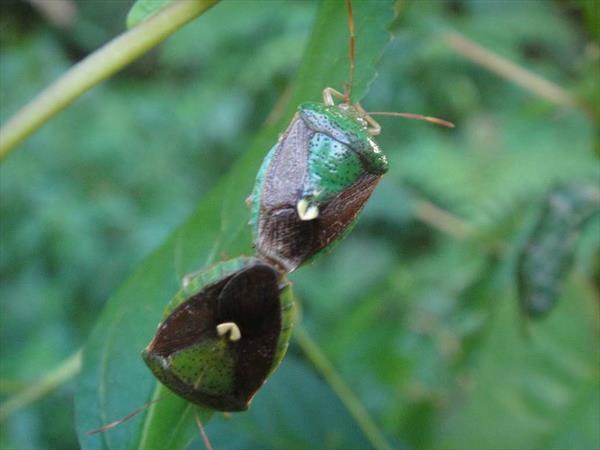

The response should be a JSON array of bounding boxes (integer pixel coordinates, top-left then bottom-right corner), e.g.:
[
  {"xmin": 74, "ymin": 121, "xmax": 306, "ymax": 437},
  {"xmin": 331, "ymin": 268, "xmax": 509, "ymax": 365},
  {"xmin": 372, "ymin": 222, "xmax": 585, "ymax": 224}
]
[{"xmin": 1, "ymin": 0, "xmax": 598, "ymax": 449}]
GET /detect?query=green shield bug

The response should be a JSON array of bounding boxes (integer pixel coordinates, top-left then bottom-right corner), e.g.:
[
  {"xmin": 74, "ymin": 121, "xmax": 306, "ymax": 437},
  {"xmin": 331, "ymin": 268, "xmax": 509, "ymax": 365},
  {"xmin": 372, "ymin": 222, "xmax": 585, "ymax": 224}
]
[
  {"xmin": 249, "ymin": 1, "xmax": 453, "ymax": 272},
  {"xmin": 249, "ymin": 89, "xmax": 389, "ymax": 272},
  {"xmin": 249, "ymin": 89, "xmax": 453, "ymax": 274},
  {"xmin": 143, "ymin": 256, "xmax": 294, "ymax": 411}
]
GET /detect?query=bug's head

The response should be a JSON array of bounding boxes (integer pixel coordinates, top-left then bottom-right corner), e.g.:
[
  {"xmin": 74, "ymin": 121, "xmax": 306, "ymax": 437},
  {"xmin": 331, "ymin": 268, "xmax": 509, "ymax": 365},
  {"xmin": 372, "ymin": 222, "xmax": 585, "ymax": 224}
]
[
  {"xmin": 337, "ymin": 101, "xmax": 367, "ymax": 125},
  {"xmin": 321, "ymin": 87, "xmax": 382, "ymax": 136}
]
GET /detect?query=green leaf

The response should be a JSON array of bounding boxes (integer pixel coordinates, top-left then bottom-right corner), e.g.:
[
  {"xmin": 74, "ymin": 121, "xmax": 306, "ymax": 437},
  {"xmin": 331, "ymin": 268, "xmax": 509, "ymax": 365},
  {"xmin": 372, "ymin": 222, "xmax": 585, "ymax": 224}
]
[
  {"xmin": 76, "ymin": 1, "xmax": 394, "ymax": 449},
  {"xmin": 127, "ymin": 0, "xmax": 174, "ymax": 29},
  {"xmin": 205, "ymin": 356, "xmax": 379, "ymax": 449},
  {"xmin": 517, "ymin": 183, "xmax": 600, "ymax": 318},
  {"xmin": 434, "ymin": 277, "xmax": 600, "ymax": 450}
]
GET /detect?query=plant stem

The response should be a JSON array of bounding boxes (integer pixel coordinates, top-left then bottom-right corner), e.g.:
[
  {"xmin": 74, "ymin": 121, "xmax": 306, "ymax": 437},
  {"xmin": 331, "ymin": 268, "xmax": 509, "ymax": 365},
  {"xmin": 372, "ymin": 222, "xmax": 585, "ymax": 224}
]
[
  {"xmin": 0, "ymin": 0, "xmax": 218, "ymax": 160},
  {"xmin": 444, "ymin": 31, "xmax": 596, "ymax": 119},
  {"xmin": 0, "ymin": 350, "xmax": 81, "ymax": 422},
  {"xmin": 294, "ymin": 325, "xmax": 393, "ymax": 450},
  {"xmin": 414, "ymin": 198, "xmax": 475, "ymax": 239}
]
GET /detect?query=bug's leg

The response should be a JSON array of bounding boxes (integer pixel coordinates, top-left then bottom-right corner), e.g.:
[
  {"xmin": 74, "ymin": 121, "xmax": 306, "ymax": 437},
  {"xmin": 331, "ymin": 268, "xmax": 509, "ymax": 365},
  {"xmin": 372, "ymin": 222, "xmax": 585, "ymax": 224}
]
[
  {"xmin": 194, "ymin": 411, "xmax": 214, "ymax": 450},
  {"xmin": 322, "ymin": 87, "xmax": 346, "ymax": 106},
  {"xmin": 87, "ymin": 398, "xmax": 163, "ymax": 435},
  {"xmin": 354, "ymin": 102, "xmax": 381, "ymax": 136},
  {"xmin": 364, "ymin": 114, "xmax": 381, "ymax": 136}
]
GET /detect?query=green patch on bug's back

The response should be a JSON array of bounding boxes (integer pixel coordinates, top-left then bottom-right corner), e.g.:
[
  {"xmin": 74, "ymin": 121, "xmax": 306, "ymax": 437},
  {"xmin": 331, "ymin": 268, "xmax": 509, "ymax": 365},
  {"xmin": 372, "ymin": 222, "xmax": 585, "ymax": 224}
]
[
  {"xmin": 271, "ymin": 286, "xmax": 295, "ymax": 376},
  {"xmin": 300, "ymin": 102, "xmax": 369, "ymax": 140},
  {"xmin": 299, "ymin": 102, "xmax": 388, "ymax": 174},
  {"xmin": 304, "ymin": 134, "xmax": 367, "ymax": 204},
  {"xmin": 170, "ymin": 340, "xmax": 235, "ymax": 395},
  {"xmin": 249, "ymin": 144, "xmax": 278, "ymax": 233}
]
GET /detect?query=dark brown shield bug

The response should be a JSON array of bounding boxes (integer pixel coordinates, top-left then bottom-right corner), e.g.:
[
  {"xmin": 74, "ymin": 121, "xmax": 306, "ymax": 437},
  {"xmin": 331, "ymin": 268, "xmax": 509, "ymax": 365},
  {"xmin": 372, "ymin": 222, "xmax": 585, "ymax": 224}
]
[{"xmin": 142, "ymin": 256, "xmax": 294, "ymax": 411}]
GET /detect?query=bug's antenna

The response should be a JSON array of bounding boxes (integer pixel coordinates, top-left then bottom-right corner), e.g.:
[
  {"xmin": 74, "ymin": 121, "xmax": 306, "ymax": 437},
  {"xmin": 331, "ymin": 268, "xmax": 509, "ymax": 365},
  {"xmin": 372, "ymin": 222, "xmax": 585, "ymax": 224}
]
[
  {"xmin": 368, "ymin": 111, "xmax": 455, "ymax": 128},
  {"xmin": 344, "ymin": 0, "xmax": 355, "ymax": 104},
  {"xmin": 86, "ymin": 397, "xmax": 163, "ymax": 435}
]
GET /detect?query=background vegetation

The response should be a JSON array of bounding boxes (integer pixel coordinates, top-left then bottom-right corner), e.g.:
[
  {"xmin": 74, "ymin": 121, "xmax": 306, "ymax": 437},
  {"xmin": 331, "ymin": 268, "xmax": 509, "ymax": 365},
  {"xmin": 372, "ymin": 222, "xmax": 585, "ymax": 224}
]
[{"xmin": 0, "ymin": 0, "xmax": 598, "ymax": 449}]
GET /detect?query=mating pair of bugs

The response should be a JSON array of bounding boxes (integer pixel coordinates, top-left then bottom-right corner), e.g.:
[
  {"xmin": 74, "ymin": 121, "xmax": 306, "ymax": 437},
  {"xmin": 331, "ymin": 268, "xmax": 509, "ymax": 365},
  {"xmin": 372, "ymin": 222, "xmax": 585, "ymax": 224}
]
[
  {"xmin": 96, "ymin": 0, "xmax": 454, "ymax": 433},
  {"xmin": 143, "ymin": 88, "xmax": 396, "ymax": 412}
]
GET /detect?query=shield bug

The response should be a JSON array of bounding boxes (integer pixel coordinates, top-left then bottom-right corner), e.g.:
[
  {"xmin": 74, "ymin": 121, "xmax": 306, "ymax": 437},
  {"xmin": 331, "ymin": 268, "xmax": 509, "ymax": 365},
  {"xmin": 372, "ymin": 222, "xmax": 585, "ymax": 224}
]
[
  {"xmin": 249, "ymin": 90, "xmax": 389, "ymax": 272},
  {"xmin": 143, "ymin": 256, "xmax": 294, "ymax": 411},
  {"xmin": 249, "ymin": 1, "xmax": 453, "ymax": 272}
]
